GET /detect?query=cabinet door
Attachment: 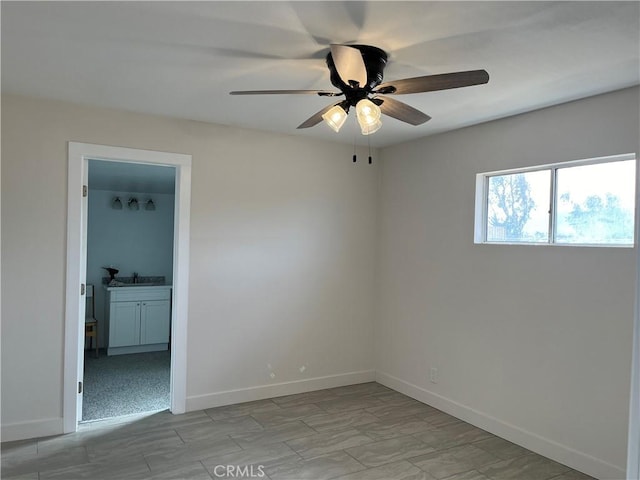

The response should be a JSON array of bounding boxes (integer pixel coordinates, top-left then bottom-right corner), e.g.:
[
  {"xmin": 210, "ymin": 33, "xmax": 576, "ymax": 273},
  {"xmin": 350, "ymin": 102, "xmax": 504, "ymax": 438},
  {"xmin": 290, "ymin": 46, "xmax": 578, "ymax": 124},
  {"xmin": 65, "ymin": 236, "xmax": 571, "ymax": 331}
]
[
  {"xmin": 110, "ymin": 301, "xmax": 141, "ymax": 347},
  {"xmin": 140, "ymin": 300, "xmax": 171, "ymax": 345}
]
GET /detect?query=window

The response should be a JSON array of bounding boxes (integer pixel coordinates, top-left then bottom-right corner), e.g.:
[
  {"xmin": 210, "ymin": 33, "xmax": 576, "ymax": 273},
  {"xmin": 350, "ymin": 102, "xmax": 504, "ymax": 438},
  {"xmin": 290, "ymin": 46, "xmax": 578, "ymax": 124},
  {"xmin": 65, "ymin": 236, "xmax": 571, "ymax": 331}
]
[{"xmin": 475, "ymin": 154, "xmax": 636, "ymax": 246}]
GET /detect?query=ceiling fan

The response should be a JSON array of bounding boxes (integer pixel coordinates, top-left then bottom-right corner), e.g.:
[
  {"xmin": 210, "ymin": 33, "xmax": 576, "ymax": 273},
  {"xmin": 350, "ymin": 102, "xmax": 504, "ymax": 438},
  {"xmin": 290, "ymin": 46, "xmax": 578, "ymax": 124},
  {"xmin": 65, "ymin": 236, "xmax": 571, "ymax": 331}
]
[{"xmin": 230, "ymin": 44, "xmax": 489, "ymax": 135}]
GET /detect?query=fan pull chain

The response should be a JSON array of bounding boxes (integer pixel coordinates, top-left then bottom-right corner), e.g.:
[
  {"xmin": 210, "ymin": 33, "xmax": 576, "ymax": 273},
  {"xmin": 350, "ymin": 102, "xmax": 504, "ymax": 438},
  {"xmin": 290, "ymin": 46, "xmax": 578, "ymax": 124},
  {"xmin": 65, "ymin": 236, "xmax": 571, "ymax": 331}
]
[
  {"xmin": 368, "ymin": 132, "xmax": 372, "ymax": 164},
  {"xmin": 352, "ymin": 123, "xmax": 357, "ymax": 163}
]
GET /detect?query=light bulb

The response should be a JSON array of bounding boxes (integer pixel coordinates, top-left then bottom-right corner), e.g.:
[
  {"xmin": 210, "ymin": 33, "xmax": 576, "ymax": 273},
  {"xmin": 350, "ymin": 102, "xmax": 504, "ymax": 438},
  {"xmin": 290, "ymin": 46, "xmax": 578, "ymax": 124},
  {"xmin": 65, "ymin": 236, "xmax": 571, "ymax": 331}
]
[{"xmin": 322, "ymin": 105, "xmax": 348, "ymax": 133}]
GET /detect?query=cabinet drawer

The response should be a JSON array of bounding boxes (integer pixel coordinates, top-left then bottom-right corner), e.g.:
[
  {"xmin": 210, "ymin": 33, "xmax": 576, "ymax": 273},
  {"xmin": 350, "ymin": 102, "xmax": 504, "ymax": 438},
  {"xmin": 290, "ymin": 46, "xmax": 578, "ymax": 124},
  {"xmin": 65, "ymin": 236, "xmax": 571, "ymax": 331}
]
[{"xmin": 110, "ymin": 287, "xmax": 171, "ymax": 302}]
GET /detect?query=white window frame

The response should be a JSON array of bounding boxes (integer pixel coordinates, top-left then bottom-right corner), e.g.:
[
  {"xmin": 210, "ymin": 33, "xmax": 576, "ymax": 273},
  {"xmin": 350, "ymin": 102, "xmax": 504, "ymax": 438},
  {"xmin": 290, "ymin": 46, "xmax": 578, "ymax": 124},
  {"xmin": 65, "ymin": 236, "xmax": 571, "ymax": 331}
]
[{"xmin": 474, "ymin": 153, "xmax": 637, "ymax": 247}]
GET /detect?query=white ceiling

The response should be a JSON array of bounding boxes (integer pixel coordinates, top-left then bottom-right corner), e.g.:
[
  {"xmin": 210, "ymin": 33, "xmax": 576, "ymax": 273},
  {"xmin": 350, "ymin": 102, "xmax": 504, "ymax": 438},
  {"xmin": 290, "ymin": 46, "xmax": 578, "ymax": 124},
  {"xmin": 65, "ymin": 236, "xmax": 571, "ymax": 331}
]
[{"xmin": 2, "ymin": 2, "xmax": 638, "ymax": 148}]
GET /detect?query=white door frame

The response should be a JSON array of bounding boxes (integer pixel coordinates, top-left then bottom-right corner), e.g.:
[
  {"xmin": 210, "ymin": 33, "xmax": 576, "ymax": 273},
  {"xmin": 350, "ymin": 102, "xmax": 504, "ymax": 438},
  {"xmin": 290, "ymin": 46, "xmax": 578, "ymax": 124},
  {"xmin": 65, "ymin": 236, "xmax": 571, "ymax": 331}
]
[{"xmin": 64, "ymin": 142, "xmax": 191, "ymax": 432}]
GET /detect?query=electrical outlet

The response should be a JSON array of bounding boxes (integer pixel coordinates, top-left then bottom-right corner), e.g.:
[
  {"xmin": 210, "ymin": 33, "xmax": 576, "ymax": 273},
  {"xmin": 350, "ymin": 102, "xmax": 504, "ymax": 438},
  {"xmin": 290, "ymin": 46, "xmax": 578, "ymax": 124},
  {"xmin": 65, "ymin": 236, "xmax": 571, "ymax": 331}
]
[{"xmin": 430, "ymin": 367, "xmax": 439, "ymax": 384}]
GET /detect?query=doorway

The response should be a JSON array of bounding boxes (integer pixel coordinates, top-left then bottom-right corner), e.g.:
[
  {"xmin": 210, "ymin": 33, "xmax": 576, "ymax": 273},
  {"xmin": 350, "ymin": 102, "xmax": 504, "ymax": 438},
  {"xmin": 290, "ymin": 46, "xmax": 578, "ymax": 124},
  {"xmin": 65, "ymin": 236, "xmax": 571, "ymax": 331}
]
[
  {"xmin": 64, "ymin": 143, "xmax": 191, "ymax": 432},
  {"xmin": 82, "ymin": 159, "xmax": 176, "ymax": 421}
]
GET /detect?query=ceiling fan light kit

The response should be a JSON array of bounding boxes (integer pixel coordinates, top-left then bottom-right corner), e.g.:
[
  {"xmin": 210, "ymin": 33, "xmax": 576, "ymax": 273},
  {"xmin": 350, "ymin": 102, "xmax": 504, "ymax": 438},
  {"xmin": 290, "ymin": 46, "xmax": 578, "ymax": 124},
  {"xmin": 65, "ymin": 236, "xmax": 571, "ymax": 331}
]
[
  {"xmin": 355, "ymin": 98, "xmax": 382, "ymax": 135},
  {"xmin": 230, "ymin": 44, "xmax": 489, "ymax": 136},
  {"xmin": 360, "ymin": 118, "xmax": 382, "ymax": 136},
  {"xmin": 321, "ymin": 104, "xmax": 349, "ymax": 132}
]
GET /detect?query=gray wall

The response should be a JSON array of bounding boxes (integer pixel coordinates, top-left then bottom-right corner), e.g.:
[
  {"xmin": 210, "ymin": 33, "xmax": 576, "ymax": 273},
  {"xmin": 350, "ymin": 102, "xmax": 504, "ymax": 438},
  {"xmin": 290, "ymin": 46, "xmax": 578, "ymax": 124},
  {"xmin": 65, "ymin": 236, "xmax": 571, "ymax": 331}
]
[{"xmin": 376, "ymin": 87, "xmax": 639, "ymax": 478}]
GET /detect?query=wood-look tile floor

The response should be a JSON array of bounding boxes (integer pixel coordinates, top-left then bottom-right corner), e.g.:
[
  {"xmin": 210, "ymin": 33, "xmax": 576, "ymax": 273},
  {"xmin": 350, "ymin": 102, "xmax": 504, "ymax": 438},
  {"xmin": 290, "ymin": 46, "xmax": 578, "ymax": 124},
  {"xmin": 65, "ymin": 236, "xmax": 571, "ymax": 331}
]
[{"xmin": 1, "ymin": 383, "xmax": 596, "ymax": 480}]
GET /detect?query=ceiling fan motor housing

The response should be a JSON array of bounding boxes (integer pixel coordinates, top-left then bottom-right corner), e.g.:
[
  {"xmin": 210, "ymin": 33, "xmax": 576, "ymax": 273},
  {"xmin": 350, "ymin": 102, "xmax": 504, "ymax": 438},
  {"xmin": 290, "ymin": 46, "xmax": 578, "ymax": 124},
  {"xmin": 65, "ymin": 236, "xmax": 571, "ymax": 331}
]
[{"xmin": 326, "ymin": 45, "xmax": 388, "ymax": 106}]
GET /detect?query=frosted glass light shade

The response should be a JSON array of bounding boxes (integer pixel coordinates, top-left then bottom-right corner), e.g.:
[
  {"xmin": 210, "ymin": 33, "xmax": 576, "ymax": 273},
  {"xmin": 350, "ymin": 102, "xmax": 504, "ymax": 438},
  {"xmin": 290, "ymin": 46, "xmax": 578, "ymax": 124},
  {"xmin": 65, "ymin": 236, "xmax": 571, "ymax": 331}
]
[
  {"xmin": 356, "ymin": 99, "xmax": 382, "ymax": 135},
  {"xmin": 360, "ymin": 118, "xmax": 382, "ymax": 135},
  {"xmin": 322, "ymin": 105, "xmax": 348, "ymax": 132}
]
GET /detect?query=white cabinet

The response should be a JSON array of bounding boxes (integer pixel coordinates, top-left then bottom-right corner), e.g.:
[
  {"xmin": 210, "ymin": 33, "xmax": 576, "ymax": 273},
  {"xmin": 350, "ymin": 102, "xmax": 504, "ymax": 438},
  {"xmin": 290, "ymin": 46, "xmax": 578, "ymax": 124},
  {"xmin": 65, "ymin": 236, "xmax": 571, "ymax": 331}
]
[
  {"xmin": 105, "ymin": 286, "xmax": 171, "ymax": 356},
  {"xmin": 110, "ymin": 301, "xmax": 141, "ymax": 347}
]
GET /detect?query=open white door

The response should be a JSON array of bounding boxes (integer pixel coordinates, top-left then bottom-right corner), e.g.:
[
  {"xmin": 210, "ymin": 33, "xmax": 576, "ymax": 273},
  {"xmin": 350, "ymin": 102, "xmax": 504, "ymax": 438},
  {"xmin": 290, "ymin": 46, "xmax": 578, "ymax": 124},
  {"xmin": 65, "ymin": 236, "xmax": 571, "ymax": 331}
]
[
  {"xmin": 64, "ymin": 146, "xmax": 89, "ymax": 432},
  {"xmin": 77, "ymin": 162, "xmax": 90, "ymax": 421}
]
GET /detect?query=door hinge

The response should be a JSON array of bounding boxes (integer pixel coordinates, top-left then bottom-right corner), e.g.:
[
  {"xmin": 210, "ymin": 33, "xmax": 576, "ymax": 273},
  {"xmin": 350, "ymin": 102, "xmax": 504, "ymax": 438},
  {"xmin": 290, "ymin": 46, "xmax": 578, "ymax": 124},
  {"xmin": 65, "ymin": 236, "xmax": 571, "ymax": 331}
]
[
  {"xmin": 81, "ymin": 284, "xmax": 85, "ymax": 295},
  {"xmin": 82, "ymin": 185, "xmax": 88, "ymax": 197},
  {"xmin": 78, "ymin": 381, "xmax": 83, "ymax": 394}
]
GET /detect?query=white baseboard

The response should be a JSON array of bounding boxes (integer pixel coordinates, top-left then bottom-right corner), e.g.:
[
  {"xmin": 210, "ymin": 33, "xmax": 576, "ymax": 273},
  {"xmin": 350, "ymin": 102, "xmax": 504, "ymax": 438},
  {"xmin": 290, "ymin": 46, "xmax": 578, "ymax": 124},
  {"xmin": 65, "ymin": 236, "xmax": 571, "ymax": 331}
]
[
  {"xmin": 1, "ymin": 417, "xmax": 64, "ymax": 442},
  {"xmin": 376, "ymin": 371, "xmax": 625, "ymax": 480},
  {"xmin": 186, "ymin": 370, "xmax": 376, "ymax": 411}
]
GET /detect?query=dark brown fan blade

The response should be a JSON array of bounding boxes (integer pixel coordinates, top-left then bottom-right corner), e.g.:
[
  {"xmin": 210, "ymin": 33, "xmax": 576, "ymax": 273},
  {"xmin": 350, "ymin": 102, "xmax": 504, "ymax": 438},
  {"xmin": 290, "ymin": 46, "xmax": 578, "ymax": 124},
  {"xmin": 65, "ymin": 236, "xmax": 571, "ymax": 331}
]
[
  {"xmin": 376, "ymin": 96, "xmax": 431, "ymax": 125},
  {"xmin": 297, "ymin": 103, "xmax": 340, "ymax": 129},
  {"xmin": 230, "ymin": 90, "xmax": 341, "ymax": 97},
  {"xmin": 375, "ymin": 69, "xmax": 489, "ymax": 95}
]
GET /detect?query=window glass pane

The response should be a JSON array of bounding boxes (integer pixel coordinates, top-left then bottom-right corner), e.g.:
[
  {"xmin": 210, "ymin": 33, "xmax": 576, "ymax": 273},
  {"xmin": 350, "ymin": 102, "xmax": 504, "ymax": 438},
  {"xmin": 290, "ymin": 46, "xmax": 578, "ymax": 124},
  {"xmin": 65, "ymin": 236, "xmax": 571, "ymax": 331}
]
[
  {"xmin": 486, "ymin": 170, "xmax": 550, "ymax": 243},
  {"xmin": 555, "ymin": 160, "xmax": 635, "ymax": 244}
]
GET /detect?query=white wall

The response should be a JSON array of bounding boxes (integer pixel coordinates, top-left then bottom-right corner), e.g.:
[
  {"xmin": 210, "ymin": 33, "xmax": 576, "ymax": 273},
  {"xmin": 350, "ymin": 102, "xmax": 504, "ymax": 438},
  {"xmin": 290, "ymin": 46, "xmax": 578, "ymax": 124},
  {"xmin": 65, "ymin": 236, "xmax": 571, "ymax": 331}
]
[
  {"xmin": 86, "ymin": 188, "xmax": 175, "ymax": 346},
  {"xmin": 376, "ymin": 87, "xmax": 639, "ymax": 479},
  {"xmin": 1, "ymin": 94, "xmax": 377, "ymax": 435}
]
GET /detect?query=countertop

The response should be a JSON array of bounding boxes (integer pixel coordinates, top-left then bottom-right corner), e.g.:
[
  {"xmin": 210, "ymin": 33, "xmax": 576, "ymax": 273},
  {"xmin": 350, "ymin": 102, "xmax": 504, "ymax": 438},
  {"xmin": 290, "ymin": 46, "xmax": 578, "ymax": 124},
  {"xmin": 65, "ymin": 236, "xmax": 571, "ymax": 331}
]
[{"xmin": 103, "ymin": 284, "xmax": 172, "ymax": 291}]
